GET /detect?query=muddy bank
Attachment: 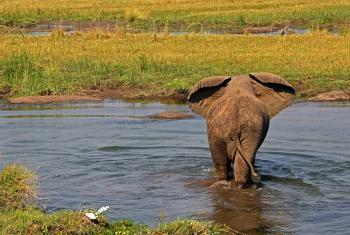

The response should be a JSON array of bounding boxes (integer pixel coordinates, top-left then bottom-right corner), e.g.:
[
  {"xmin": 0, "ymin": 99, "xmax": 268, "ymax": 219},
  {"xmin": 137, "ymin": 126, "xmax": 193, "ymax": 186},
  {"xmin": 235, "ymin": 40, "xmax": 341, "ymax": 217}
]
[
  {"xmin": 5, "ymin": 87, "xmax": 188, "ymax": 105},
  {"xmin": 8, "ymin": 95, "xmax": 102, "ymax": 104},
  {"xmin": 309, "ymin": 91, "xmax": 350, "ymax": 101},
  {"xmin": 80, "ymin": 87, "xmax": 188, "ymax": 105},
  {"xmin": 146, "ymin": 111, "xmax": 193, "ymax": 120},
  {"xmin": 243, "ymin": 26, "xmax": 281, "ymax": 34},
  {"xmin": 88, "ymin": 87, "xmax": 188, "ymax": 102},
  {"xmin": 5, "ymin": 87, "xmax": 350, "ymax": 105}
]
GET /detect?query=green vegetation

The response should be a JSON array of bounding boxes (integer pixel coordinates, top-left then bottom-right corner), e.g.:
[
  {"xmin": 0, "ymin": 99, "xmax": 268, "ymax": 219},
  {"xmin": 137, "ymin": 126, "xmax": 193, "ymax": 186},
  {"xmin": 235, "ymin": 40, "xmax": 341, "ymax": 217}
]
[
  {"xmin": 0, "ymin": 31, "xmax": 349, "ymax": 99},
  {"xmin": 0, "ymin": 164, "xmax": 37, "ymax": 210},
  {"xmin": 0, "ymin": 0, "xmax": 350, "ymax": 30},
  {"xmin": 0, "ymin": 164, "xmax": 235, "ymax": 234}
]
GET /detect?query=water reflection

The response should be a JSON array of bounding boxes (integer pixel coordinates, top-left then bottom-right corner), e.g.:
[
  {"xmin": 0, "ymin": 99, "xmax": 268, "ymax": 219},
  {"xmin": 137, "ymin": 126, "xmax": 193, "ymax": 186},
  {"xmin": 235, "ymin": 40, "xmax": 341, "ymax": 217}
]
[{"xmin": 209, "ymin": 187, "xmax": 277, "ymax": 234}]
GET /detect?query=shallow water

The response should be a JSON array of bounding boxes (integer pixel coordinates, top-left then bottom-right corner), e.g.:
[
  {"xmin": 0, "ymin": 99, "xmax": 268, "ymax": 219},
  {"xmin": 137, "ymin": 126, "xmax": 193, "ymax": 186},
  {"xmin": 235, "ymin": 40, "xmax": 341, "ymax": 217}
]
[
  {"xmin": 0, "ymin": 100, "xmax": 349, "ymax": 234},
  {"xmin": 20, "ymin": 24, "xmax": 314, "ymax": 37}
]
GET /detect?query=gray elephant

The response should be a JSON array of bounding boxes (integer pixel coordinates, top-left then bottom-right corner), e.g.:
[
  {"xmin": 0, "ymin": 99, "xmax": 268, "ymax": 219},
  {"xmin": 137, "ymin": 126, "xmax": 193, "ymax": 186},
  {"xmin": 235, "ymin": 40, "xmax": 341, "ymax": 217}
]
[{"xmin": 188, "ymin": 73, "xmax": 295, "ymax": 188}]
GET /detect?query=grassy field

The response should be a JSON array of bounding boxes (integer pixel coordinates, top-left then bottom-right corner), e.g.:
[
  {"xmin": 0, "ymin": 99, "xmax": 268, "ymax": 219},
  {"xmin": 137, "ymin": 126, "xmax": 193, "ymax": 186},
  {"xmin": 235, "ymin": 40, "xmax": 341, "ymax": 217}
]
[
  {"xmin": 0, "ymin": 0, "xmax": 350, "ymax": 30},
  {"xmin": 0, "ymin": 31, "xmax": 349, "ymax": 99},
  {"xmin": 0, "ymin": 164, "xmax": 234, "ymax": 234}
]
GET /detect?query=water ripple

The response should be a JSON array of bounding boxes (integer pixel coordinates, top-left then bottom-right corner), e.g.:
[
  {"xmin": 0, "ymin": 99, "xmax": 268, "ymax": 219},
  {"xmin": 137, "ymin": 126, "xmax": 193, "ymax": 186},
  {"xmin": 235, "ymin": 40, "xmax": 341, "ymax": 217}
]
[
  {"xmin": 98, "ymin": 145, "xmax": 209, "ymax": 152},
  {"xmin": 1, "ymin": 100, "xmax": 349, "ymax": 234}
]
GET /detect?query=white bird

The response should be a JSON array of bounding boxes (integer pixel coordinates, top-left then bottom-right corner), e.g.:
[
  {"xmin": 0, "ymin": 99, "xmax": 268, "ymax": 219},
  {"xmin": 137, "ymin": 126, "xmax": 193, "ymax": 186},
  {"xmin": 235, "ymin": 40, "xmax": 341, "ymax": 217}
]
[
  {"xmin": 97, "ymin": 206, "xmax": 110, "ymax": 215},
  {"xmin": 85, "ymin": 212, "xmax": 97, "ymax": 220},
  {"xmin": 85, "ymin": 206, "xmax": 110, "ymax": 220}
]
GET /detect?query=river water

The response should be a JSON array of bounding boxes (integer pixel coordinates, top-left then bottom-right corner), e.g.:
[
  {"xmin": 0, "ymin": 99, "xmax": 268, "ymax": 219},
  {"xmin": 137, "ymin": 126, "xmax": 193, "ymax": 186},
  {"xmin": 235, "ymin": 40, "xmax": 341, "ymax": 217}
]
[{"xmin": 0, "ymin": 100, "xmax": 349, "ymax": 234}]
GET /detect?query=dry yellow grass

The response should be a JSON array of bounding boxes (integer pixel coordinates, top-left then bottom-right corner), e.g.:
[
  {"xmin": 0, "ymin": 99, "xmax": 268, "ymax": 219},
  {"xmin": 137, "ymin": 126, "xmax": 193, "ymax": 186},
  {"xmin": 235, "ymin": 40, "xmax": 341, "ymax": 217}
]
[{"xmin": 1, "ymin": 0, "xmax": 350, "ymax": 28}]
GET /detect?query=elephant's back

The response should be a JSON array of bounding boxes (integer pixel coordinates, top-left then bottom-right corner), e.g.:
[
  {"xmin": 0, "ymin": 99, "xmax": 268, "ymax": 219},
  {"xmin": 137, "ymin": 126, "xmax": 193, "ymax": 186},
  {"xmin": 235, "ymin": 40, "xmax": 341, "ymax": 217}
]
[
  {"xmin": 236, "ymin": 95, "xmax": 269, "ymax": 134},
  {"xmin": 206, "ymin": 95, "xmax": 240, "ymax": 139},
  {"xmin": 206, "ymin": 94, "xmax": 268, "ymax": 139}
]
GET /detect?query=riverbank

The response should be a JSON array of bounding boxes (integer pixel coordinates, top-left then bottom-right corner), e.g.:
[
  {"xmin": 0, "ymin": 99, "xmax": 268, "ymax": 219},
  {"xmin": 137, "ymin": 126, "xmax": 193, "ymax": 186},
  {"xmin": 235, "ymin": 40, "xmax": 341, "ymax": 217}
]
[
  {"xmin": 5, "ymin": 89, "xmax": 350, "ymax": 105},
  {"xmin": 0, "ymin": 164, "xmax": 236, "ymax": 234},
  {"xmin": 1, "ymin": 32, "xmax": 349, "ymax": 102},
  {"xmin": 1, "ymin": 0, "xmax": 350, "ymax": 31}
]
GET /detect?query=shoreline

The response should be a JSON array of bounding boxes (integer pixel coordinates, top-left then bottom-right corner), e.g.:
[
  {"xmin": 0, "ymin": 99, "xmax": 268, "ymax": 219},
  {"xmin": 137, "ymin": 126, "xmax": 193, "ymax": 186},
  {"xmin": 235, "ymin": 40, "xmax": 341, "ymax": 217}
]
[
  {"xmin": 1, "ymin": 21, "xmax": 313, "ymax": 36},
  {"xmin": 3, "ymin": 86, "xmax": 188, "ymax": 105},
  {"xmin": 2, "ymin": 87, "xmax": 350, "ymax": 105}
]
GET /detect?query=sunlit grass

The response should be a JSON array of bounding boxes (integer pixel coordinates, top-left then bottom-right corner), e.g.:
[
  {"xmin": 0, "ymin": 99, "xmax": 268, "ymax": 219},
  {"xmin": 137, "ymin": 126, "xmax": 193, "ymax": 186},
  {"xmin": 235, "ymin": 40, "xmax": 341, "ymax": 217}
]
[
  {"xmin": 0, "ymin": 164, "xmax": 37, "ymax": 210},
  {"xmin": 0, "ymin": 31, "xmax": 349, "ymax": 98},
  {"xmin": 0, "ymin": 0, "xmax": 350, "ymax": 29}
]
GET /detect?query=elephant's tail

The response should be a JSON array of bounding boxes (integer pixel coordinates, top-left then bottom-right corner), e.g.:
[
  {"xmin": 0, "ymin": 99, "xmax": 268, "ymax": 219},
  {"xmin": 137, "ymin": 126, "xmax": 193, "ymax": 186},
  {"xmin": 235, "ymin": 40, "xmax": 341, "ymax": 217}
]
[{"xmin": 234, "ymin": 139, "xmax": 261, "ymax": 184}]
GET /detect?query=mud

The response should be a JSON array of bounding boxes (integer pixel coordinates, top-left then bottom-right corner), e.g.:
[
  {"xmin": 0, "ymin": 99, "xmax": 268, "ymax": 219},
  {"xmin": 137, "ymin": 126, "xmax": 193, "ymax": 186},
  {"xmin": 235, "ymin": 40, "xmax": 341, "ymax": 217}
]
[
  {"xmin": 8, "ymin": 95, "xmax": 101, "ymax": 104},
  {"xmin": 4, "ymin": 87, "xmax": 188, "ymax": 105},
  {"xmin": 146, "ymin": 111, "xmax": 193, "ymax": 120},
  {"xmin": 86, "ymin": 87, "xmax": 188, "ymax": 103},
  {"xmin": 243, "ymin": 26, "xmax": 281, "ymax": 34},
  {"xmin": 5, "ymin": 87, "xmax": 350, "ymax": 105},
  {"xmin": 309, "ymin": 91, "xmax": 350, "ymax": 101}
]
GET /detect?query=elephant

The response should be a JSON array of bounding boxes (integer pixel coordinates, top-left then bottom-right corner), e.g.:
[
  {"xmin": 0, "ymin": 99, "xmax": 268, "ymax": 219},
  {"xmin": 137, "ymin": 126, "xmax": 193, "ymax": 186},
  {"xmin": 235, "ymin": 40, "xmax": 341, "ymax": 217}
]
[{"xmin": 187, "ymin": 72, "xmax": 295, "ymax": 188}]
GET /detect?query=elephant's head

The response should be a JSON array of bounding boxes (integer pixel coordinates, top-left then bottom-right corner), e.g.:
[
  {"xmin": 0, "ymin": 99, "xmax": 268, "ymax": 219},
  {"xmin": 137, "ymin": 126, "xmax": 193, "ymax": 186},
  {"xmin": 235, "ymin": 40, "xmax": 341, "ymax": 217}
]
[{"xmin": 187, "ymin": 72, "xmax": 295, "ymax": 118}]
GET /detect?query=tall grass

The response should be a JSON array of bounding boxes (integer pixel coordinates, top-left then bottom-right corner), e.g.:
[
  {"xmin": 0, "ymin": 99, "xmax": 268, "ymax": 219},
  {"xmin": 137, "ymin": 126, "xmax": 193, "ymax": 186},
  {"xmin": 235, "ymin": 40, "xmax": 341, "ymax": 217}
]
[
  {"xmin": 0, "ymin": 0, "xmax": 350, "ymax": 29},
  {"xmin": 0, "ymin": 31, "xmax": 349, "ymax": 98}
]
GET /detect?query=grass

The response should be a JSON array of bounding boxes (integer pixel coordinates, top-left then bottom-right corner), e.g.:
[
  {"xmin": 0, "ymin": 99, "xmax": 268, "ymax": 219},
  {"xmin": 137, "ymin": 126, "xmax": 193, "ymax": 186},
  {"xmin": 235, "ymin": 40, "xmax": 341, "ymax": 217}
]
[
  {"xmin": 0, "ymin": 31, "xmax": 349, "ymax": 99},
  {"xmin": 0, "ymin": 164, "xmax": 37, "ymax": 210},
  {"xmin": 0, "ymin": 0, "xmax": 350, "ymax": 30},
  {"xmin": 0, "ymin": 164, "xmax": 235, "ymax": 234}
]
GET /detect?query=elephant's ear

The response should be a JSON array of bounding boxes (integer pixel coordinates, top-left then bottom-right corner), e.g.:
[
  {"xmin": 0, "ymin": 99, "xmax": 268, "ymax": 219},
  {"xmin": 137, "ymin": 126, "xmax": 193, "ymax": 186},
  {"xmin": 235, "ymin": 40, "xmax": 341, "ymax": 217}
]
[
  {"xmin": 249, "ymin": 72, "xmax": 295, "ymax": 118},
  {"xmin": 187, "ymin": 76, "xmax": 231, "ymax": 117}
]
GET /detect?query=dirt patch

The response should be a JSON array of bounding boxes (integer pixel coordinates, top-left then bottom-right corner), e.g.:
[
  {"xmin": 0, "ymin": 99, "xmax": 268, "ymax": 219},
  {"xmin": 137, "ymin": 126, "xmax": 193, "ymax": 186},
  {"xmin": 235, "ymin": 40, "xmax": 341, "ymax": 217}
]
[
  {"xmin": 308, "ymin": 91, "xmax": 350, "ymax": 101},
  {"xmin": 8, "ymin": 95, "xmax": 101, "ymax": 104}
]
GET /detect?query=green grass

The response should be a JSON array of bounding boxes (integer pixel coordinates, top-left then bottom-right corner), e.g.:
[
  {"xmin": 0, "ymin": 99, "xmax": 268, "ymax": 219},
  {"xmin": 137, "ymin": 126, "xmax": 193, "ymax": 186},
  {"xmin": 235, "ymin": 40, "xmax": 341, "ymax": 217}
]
[
  {"xmin": 0, "ymin": 210, "xmax": 233, "ymax": 235},
  {"xmin": 0, "ymin": 0, "xmax": 350, "ymax": 30},
  {"xmin": 0, "ymin": 164, "xmax": 235, "ymax": 234},
  {"xmin": 0, "ymin": 31, "xmax": 349, "ymax": 99},
  {"xmin": 0, "ymin": 164, "xmax": 37, "ymax": 210},
  {"xmin": 0, "ymin": 208, "xmax": 104, "ymax": 234}
]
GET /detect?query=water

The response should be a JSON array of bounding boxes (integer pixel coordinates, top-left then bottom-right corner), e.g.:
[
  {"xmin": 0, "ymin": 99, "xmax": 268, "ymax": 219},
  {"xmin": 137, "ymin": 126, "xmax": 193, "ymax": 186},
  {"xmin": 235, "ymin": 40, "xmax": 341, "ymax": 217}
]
[
  {"xmin": 24, "ymin": 28, "xmax": 311, "ymax": 37},
  {"xmin": 23, "ymin": 31, "xmax": 52, "ymax": 37},
  {"xmin": 20, "ymin": 23, "xmax": 314, "ymax": 37},
  {"xmin": 256, "ymin": 28, "xmax": 310, "ymax": 36},
  {"xmin": 0, "ymin": 100, "xmax": 349, "ymax": 234}
]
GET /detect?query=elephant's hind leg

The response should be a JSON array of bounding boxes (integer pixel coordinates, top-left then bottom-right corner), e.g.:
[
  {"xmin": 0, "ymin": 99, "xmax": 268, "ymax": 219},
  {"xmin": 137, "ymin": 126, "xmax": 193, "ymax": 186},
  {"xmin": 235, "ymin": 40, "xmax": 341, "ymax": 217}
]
[
  {"xmin": 232, "ymin": 137, "xmax": 259, "ymax": 188},
  {"xmin": 208, "ymin": 137, "xmax": 230, "ymax": 181}
]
